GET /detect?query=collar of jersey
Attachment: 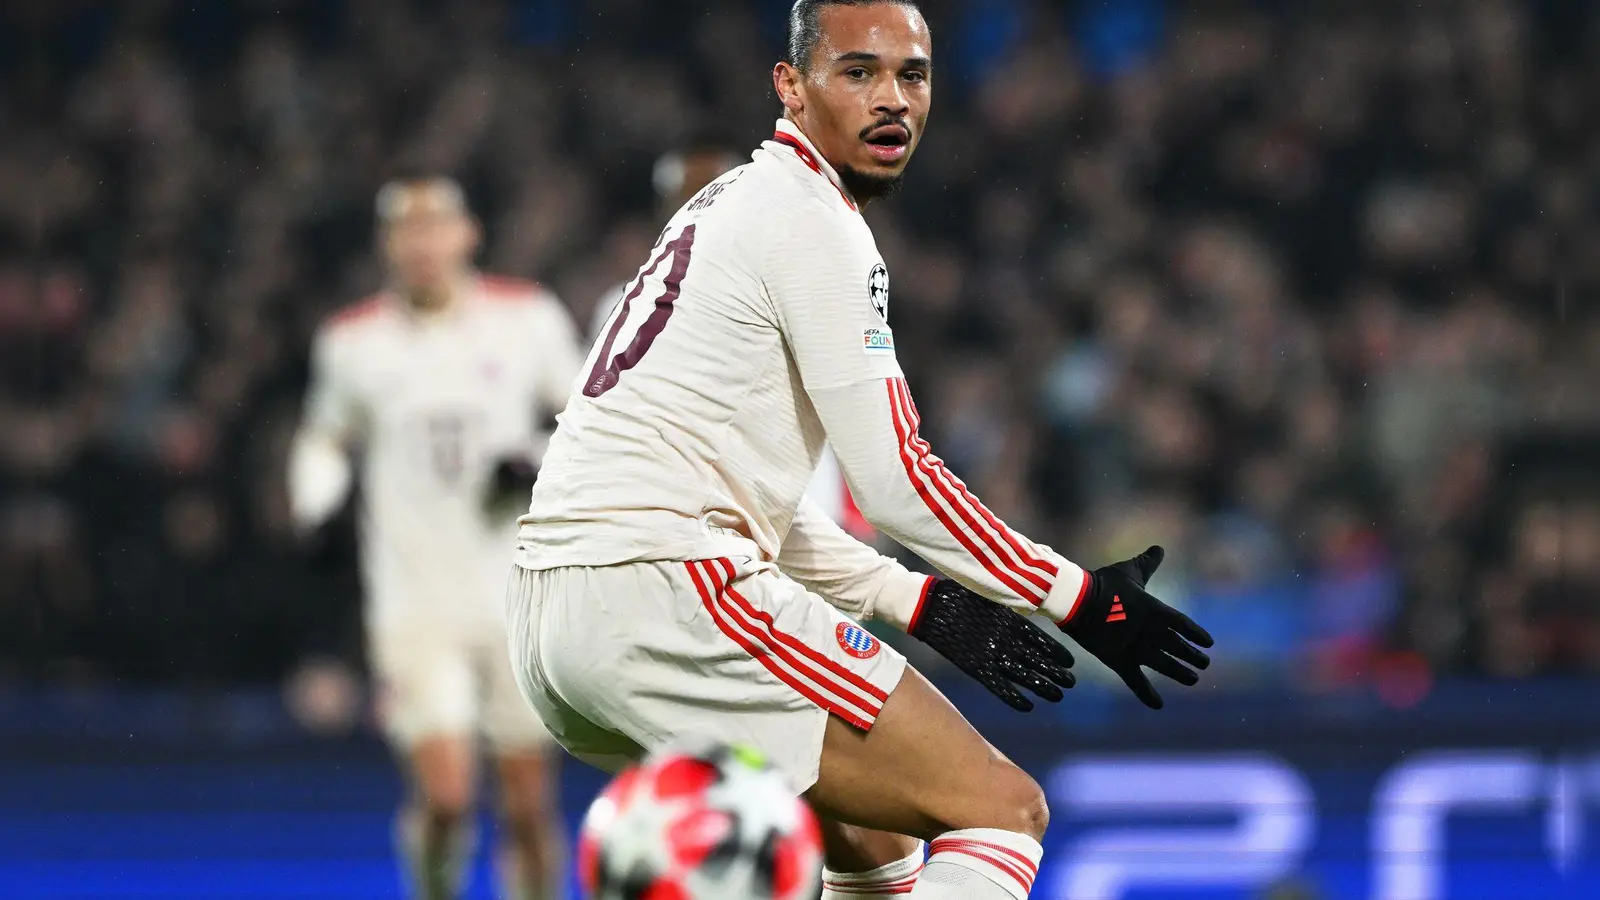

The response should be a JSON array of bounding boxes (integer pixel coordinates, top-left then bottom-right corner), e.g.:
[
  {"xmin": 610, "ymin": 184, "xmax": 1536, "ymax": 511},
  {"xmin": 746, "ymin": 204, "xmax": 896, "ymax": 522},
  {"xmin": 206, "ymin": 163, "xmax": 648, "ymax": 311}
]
[{"xmin": 770, "ymin": 118, "xmax": 858, "ymax": 213}]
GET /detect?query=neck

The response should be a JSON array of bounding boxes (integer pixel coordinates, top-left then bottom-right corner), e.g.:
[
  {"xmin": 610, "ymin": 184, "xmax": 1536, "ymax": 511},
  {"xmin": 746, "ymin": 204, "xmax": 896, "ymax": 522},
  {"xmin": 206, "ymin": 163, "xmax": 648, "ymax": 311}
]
[{"xmin": 399, "ymin": 277, "xmax": 462, "ymax": 314}]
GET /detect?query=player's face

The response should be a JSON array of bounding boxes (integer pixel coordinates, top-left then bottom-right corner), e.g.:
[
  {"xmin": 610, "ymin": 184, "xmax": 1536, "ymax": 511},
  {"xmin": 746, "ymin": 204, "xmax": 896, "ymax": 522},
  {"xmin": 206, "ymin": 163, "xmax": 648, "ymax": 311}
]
[
  {"xmin": 776, "ymin": 4, "xmax": 932, "ymax": 201},
  {"xmin": 382, "ymin": 186, "xmax": 479, "ymax": 291}
]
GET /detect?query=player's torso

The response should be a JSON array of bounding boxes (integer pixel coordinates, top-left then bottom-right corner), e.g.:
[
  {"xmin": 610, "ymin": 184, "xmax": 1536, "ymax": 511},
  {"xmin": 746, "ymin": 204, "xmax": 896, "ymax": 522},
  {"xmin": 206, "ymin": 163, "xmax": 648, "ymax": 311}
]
[
  {"xmin": 334, "ymin": 285, "xmax": 554, "ymax": 625},
  {"xmin": 522, "ymin": 149, "xmax": 881, "ymax": 567}
]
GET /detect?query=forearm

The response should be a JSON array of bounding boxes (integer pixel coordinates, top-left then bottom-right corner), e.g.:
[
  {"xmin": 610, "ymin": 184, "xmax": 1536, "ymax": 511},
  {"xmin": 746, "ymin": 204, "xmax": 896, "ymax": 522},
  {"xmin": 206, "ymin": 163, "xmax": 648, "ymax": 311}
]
[
  {"xmin": 287, "ymin": 430, "xmax": 353, "ymax": 531},
  {"xmin": 815, "ymin": 377, "xmax": 1090, "ymax": 622},
  {"xmin": 777, "ymin": 498, "xmax": 933, "ymax": 630}
]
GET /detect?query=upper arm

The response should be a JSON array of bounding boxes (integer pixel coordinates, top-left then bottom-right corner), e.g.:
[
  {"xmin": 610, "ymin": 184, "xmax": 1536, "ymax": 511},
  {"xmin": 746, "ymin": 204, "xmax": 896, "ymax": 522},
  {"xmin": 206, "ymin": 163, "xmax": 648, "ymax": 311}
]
[
  {"xmin": 301, "ymin": 329, "xmax": 364, "ymax": 443},
  {"xmin": 763, "ymin": 207, "xmax": 903, "ymax": 393},
  {"xmin": 532, "ymin": 295, "xmax": 583, "ymax": 415}
]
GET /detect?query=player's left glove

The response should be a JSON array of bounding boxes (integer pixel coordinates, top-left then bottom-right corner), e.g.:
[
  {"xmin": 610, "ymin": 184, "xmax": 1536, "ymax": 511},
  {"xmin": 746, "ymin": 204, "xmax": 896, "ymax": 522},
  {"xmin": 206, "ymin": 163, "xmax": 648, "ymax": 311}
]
[
  {"xmin": 909, "ymin": 578, "xmax": 1077, "ymax": 712},
  {"xmin": 482, "ymin": 455, "xmax": 540, "ymax": 521},
  {"xmin": 1057, "ymin": 545, "xmax": 1214, "ymax": 710}
]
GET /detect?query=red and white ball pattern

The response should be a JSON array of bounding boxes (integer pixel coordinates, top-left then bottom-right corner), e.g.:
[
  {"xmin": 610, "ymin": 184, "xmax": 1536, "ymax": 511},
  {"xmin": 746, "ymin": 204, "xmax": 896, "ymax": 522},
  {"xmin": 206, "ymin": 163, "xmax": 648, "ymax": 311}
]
[{"xmin": 578, "ymin": 743, "xmax": 822, "ymax": 900}]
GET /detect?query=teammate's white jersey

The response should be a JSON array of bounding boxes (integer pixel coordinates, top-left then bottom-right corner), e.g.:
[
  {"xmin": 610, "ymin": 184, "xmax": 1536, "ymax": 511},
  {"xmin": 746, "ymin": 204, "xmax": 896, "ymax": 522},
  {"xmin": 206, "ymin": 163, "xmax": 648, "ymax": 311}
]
[
  {"xmin": 292, "ymin": 275, "xmax": 582, "ymax": 632},
  {"xmin": 518, "ymin": 119, "xmax": 1089, "ymax": 626}
]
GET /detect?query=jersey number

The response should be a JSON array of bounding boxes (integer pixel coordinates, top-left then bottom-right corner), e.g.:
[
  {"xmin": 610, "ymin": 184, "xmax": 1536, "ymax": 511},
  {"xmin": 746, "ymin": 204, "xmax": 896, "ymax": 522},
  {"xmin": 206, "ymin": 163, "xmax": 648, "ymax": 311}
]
[
  {"xmin": 583, "ymin": 224, "xmax": 697, "ymax": 398},
  {"xmin": 425, "ymin": 413, "xmax": 465, "ymax": 485}
]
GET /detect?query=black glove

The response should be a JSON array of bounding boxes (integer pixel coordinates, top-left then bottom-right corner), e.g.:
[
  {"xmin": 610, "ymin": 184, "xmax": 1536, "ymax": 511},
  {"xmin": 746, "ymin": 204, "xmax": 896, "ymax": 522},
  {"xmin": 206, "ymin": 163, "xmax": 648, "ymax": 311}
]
[
  {"xmin": 909, "ymin": 578, "xmax": 1077, "ymax": 712},
  {"xmin": 483, "ymin": 455, "xmax": 539, "ymax": 520},
  {"xmin": 295, "ymin": 516, "xmax": 357, "ymax": 575},
  {"xmin": 1058, "ymin": 545, "xmax": 1214, "ymax": 709}
]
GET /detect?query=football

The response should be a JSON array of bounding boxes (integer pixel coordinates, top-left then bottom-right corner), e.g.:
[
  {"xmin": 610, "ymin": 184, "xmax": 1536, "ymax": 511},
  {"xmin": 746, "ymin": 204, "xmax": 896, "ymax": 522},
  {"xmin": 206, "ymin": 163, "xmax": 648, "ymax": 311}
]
[{"xmin": 577, "ymin": 743, "xmax": 822, "ymax": 900}]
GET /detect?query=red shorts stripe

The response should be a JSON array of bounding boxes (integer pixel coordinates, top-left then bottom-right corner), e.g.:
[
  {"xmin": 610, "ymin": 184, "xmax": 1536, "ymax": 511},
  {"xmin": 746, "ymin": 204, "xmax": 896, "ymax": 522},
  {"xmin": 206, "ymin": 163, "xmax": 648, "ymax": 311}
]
[
  {"xmin": 886, "ymin": 380, "xmax": 1048, "ymax": 604},
  {"xmin": 714, "ymin": 559, "xmax": 889, "ymax": 703},
  {"xmin": 896, "ymin": 382, "xmax": 1059, "ymax": 581},
  {"xmin": 685, "ymin": 562, "xmax": 874, "ymax": 731},
  {"xmin": 691, "ymin": 560, "xmax": 883, "ymax": 730}
]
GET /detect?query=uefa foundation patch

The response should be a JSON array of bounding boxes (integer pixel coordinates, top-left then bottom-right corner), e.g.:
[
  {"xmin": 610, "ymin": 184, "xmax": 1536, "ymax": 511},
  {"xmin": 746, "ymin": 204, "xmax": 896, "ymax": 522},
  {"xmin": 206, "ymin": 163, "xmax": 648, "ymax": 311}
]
[
  {"xmin": 862, "ymin": 327, "xmax": 895, "ymax": 356},
  {"xmin": 836, "ymin": 622, "xmax": 880, "ymax": 659}
]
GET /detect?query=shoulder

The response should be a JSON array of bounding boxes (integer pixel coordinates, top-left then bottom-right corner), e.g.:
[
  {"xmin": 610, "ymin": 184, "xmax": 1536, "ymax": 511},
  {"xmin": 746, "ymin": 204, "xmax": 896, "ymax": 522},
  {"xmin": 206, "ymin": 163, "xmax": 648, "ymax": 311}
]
[
  {"xmin": 478, "ymin": 274, "xmax": 576, "ymax": 331},
  {"xmin": 323, "ymin": 293, "xmax": 390, "ymax": 333},
  {"xmin": 317, "ymin": 294, "xmax": 394, "ymax": 354}
]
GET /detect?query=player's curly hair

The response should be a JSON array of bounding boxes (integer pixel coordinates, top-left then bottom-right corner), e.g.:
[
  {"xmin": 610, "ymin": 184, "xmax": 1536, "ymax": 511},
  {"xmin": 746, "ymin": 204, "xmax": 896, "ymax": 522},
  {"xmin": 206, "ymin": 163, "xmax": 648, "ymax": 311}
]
[{"xmin": 786, "ymin": 0, "xmax": 924, "ymax": 73}]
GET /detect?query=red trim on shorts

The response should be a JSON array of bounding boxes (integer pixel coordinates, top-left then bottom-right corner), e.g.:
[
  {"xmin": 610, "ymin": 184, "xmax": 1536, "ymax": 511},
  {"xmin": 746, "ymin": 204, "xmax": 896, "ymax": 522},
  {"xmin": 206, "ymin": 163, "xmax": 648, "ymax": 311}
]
[
  {"xmin": 713, "ymin": 559, "xmax": 888, "ymax": 704},
  {"xmin": 685, "ymin": 561, "xmax": 879, "ymax": 730}
]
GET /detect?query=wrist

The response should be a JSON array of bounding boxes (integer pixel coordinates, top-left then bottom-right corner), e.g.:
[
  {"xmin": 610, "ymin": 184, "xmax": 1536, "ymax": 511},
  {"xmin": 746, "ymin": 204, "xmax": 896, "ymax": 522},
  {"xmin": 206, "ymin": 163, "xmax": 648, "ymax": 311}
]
[
  {"xmin": 870, "ymin": 570, "xmax": 937, "ymax": 632},
  {"xmin": 1041, "ymin": 564, "xmax": 1093, "ymax": 626}
]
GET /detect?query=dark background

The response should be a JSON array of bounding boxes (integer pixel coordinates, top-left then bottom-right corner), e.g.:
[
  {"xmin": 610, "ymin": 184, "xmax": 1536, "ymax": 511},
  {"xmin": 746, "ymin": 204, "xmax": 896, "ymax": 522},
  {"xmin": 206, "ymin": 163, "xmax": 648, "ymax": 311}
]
[{"xmin": 1, "ymin": 1, "xmax": 1597, "ymax": 897}]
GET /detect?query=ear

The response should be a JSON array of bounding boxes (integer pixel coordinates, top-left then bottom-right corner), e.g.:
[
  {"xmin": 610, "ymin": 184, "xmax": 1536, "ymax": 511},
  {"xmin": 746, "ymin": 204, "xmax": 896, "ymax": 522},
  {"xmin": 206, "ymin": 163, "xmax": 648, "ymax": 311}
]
[{"xmin": 773, "ymin": 62, "xmax": 805, "ymax": 115}]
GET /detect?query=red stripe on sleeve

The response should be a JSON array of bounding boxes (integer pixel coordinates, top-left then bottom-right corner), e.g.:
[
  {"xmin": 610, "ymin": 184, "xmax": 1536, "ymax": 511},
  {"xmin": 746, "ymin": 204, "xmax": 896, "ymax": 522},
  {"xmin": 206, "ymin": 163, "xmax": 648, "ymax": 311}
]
[
  {"xmin": 886, "ymin": 380, "xmax": 1049, "ymax": 605},
  {"xmin": 895, "ymin": 383, "xmax": 1059, "ymax": 580}
]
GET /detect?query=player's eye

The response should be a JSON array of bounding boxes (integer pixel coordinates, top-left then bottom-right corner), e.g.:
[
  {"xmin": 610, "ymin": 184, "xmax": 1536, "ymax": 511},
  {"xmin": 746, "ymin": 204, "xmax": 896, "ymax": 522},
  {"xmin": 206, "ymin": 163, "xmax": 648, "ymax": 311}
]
[
  {"xmin": 845, "ymin": 67, "xmax": 870, "ymax": 81},
  {"xmin": 902, "ymin": 71, "xmax": 927, "ymax": 84}
]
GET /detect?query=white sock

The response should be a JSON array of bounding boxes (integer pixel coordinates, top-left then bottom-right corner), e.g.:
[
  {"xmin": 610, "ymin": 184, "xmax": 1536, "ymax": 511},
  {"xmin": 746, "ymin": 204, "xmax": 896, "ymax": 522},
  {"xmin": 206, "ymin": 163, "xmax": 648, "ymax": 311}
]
[
  {"xmin": 911, "ymin": 828, "xmax": 1042, "ymax": 900},
  {"xmin": 822, "ymin": 842, "xmax": 924, "ymax": 897}
]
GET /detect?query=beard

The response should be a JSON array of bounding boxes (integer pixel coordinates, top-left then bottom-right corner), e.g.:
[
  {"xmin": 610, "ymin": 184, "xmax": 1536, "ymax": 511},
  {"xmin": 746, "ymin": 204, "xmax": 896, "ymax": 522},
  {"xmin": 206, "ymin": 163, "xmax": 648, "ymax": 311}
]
[{"xmin": 836, "ymin": 164, "xmax": 905, "ymax": 204}]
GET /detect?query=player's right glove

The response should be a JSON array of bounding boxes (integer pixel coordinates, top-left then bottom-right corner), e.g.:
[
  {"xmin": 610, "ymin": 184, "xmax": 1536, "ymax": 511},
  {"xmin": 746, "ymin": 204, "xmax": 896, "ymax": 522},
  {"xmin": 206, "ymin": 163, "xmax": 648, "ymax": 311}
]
[
  {"xmin": 1057, "ymin": 545, "xmax": 1214, "ymax": 710},
  {"xmin": 908, "ymin": 578, "xmax": 1077, "ymax": 712}
]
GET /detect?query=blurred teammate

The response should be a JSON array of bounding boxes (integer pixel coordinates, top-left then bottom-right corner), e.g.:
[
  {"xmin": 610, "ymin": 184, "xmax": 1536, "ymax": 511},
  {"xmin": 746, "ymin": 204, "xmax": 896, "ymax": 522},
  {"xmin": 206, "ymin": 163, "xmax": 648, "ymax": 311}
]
[
  {"xmin": 511, "ymin": 3, "xmax": 1214, "ymax": 900},
  {"xmin": 289, "ymin": 175, "xmax": 580, "ymax": 900}
]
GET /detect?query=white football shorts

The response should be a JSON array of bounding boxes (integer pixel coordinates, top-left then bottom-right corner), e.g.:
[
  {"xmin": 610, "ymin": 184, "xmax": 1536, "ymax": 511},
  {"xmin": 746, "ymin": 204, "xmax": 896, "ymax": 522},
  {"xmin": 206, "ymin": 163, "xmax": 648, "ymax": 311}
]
[
  {"xmin": 369, "ymin": 617, "xmax": 553, "ymax": 753},
  {"xmin": 504, "ymin": 557, "xmax": 908, "ymax": 792}
]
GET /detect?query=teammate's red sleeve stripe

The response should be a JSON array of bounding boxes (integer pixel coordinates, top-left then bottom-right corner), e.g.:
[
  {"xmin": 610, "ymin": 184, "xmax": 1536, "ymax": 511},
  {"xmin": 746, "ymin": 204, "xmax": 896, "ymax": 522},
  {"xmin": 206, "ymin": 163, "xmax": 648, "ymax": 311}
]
[
  {"xmin": 893, "ymin": 378, "xmax": 1054, "ymax": 597},
  {"xmin": 929, "ymin": 838, "xmax": 1039, "ymax": 877},
  {"xmin": 714, "ymin": 559, "xmax": 889, "ymax": 705},
  {"xmin": 906, "ymin": 576, "xmax": 936, "ymax": 634},
  {"xmin": 896, "ymin": 383, "xmax": 1059, "ymax": 580},
  {"xmin": 685, "ymin": 562, "xmax": 874, "ymax": 731},
  {"xmin": 928, "ymin": 841, "xmax": 1036, "ymax": 892},
  {"xmin": 886, "ymin": 380, "xmax": 1048, "ymax": 604}
]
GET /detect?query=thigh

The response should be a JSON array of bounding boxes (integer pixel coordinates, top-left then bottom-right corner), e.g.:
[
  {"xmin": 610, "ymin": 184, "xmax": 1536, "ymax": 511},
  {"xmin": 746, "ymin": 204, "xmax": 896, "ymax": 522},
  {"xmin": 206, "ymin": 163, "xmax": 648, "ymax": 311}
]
[
  {"xmin": 369, "ymin": 623, "xmax": 478, "ymax": 748},
  {"xmin": 804, "ymin": 665, "xmax": 1039, "ymax": 841}
]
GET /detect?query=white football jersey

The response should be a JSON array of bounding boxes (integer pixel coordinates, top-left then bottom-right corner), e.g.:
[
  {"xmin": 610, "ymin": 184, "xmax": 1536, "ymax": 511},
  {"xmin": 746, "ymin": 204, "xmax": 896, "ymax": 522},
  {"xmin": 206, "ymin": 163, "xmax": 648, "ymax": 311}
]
[
  {"xmin": 297, "ymin": 275, "xmax": 582, "ymax": 631},
  {"xmin": 518, "ymin": 120, "xmax": 1089, "ymax": 626}
]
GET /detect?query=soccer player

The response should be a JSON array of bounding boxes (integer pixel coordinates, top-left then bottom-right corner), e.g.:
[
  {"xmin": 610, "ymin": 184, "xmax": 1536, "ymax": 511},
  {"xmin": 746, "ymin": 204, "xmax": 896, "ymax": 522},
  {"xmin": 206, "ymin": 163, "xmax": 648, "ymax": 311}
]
[
  {"xmin": 289, "ymin": 176, "xmax": 581, "ymax": 900},
  {"xmin": 510, "ymin": 3, "xmax": 1214, "ymax": 900}
]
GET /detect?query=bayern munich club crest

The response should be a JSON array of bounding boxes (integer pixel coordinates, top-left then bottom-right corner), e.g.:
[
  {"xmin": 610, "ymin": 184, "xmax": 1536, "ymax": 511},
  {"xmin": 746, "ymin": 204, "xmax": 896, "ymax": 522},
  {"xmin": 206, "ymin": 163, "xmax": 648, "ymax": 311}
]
[{"xmin": 836, "ymin": 622, "xmax": 880, "ymax": 659}]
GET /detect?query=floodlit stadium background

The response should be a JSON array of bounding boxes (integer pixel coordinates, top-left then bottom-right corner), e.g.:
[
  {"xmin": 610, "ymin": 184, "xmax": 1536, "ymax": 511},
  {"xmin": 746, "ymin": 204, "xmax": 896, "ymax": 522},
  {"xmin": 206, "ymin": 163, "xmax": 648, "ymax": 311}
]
[{"xmin": 4, "ymin": 1, "xmax": 1598, "ymax": 898}]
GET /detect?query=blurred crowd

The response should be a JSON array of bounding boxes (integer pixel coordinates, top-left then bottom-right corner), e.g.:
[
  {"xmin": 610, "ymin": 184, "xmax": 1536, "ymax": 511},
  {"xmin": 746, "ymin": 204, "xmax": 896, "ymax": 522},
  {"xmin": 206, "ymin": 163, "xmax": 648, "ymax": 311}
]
[{"xmin": 3, "ymin": 0, "xmax": 1597, "ymax": 690}]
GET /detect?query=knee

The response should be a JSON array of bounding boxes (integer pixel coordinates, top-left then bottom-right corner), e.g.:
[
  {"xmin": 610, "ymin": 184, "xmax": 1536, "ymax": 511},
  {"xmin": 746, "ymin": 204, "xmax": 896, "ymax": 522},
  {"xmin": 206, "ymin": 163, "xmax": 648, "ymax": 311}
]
[
  {"xmin": 499, "ymin": 761, "xmax": 556, "ymax": 835},
  {"xmin": 937, "ymin": 763, "xmax": 1049, "ymax": 841},
  {"xmin": 417, "ymin": 781, "xmax": 475, "ymax": 831}
]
